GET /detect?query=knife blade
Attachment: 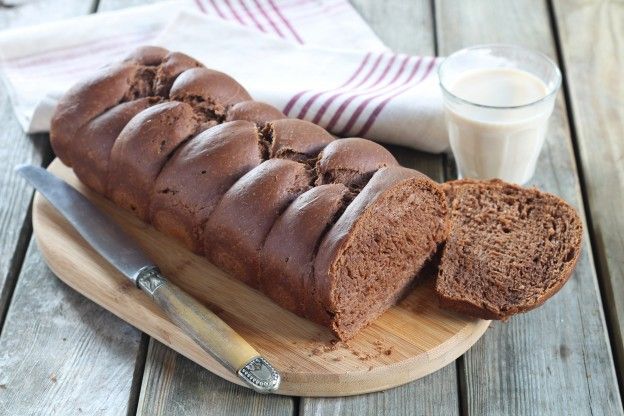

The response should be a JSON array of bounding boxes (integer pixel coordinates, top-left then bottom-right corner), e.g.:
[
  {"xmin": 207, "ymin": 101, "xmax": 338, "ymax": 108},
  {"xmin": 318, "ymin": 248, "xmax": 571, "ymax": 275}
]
[{"xmin": 17, "ymin": 164, "xmax": 280, "ymax": 393}]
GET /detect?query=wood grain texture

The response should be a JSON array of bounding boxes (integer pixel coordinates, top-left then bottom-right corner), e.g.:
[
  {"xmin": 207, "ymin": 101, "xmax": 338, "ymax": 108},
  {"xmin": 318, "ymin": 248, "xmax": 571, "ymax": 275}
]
[
  {"xmin": 0, "ymin": 84, "xmax": 49, "ymax": 324},
  {"xmin": 300, "ymin": 364, "xmax": 457, "ymax": 416},
  {"xmin": 34, "ymin": 159, "xmax": 489, "ymax": 397},
  {"xmin": 436, "ymin": 0, "xmax": 623, "ymax": 414},
  {"xmin": 551, "ymin": 0, "xmax": 624, "ymax": 381},
  {"xmin": 305, "ymin": 0, "xmax": 459, "ymax": 413},
  {"xmin": 0, "ymin": 2, "xmax": 147, "ymax": 415},
  {"xmin": 349, "ymin": 0, "xmax": 434, "ymax": 55},
  {"xmin": 136, "ymin": 340, "xmax": 294, "ymax": 416},
  {"xmin": 0, "ymin": 0, "xmax": 94, "ymax": 336},
  {"xmin": 0, "ymin": 239, "xmax": 144, "ymax": 415}
]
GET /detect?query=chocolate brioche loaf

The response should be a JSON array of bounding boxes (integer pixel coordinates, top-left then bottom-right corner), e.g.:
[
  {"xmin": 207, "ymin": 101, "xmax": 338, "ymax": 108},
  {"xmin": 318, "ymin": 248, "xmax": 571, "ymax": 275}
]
[{"xmin": 50, "ymin": 46, "xmax": 449, "ymax": 340}]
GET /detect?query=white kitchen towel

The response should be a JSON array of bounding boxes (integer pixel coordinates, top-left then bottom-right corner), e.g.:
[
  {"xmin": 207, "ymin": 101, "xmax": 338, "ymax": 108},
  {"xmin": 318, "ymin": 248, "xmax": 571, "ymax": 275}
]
[
  {"xmin": 0, "ymin": 1, "xmax": 448, "ymax": 152},
  {"xmin": 155, "ymin": 11, "xmax": 447, "ymax": 152}
]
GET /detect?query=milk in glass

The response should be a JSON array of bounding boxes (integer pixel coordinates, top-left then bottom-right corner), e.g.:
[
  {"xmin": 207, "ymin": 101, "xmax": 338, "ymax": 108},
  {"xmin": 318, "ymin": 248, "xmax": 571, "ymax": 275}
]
[{"xmin": 439, "ymin": 45, "xmax": 561, "ymax": 184}]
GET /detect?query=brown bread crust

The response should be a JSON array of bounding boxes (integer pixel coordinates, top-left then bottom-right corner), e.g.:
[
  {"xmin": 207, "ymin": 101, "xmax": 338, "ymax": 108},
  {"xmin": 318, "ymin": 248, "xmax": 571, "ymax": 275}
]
[
  {"xmin": 259, "ymin": 184, "xmax": 351, "ymax": 318},
  {"xmin": 107, "ymin": 101, "xmax": 197, "ymax": 219},
  {"xmin": 225, "ymin": 100, "xmax": 286, "ymax": 124},
  {"xmin": 149, "ymin": 121, "xmax": 265, "ymax": 253},
  {"xmin": 267, "ymin": 119, "xmax": 335, "ymax": 162},
  {"xmin": 51, "ymin": 46, "xmax": 202, "ymax": 172},
  {"xmin": 124, "ymin": 45, "xmax": 169, "ymax": 65},
  {"xmin": 264, "ymin": 118, "xmax": 334, "ymax": 162},
  {"xmin": 50, "ymin": 62, "xmax": 140, "ymax": 165},
  {"xmin": 151, "ymin": 51, "xmax": 204, "ymax": 96},
  {"xmin": 436, "ymin": 179, "xmax": 583, "ymax": 320},
  {"xmin": 169, "ymin": 67, "xmax": 252, "ymax": 119},
  {"xmin": 71, "ymin": 98, "xmax": 155, "ymax": 194},
  {"xmin": 316, "ymin": 137, "xmax": 398, "ymax": 188},
  {"xmin": 203, "ymin": 159, "xmax": 312, "ymax": 287}
]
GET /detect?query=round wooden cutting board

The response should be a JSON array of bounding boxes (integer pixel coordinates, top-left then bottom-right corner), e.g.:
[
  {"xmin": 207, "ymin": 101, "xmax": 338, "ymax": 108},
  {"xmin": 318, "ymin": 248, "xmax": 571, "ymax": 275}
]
[{"xmin": 32, "ymin": 159, "xmax": 490, "ymax": 397}]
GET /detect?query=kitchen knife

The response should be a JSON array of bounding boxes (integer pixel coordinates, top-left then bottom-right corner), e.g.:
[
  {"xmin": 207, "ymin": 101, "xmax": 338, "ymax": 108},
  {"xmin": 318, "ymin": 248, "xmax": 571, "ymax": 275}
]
[{"xmin": 17, "ymin": 164, "xmax": 280, "ymax": 394}]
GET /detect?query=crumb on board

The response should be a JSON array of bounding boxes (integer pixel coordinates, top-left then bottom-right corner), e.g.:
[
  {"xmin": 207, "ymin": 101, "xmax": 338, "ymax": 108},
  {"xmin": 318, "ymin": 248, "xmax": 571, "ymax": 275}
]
[
  {"xmin": 311, "ymin": 344, "xmax": 338, "ymax": 356},
  {"xmin": 309, "ymin": 338, "xmax": 393, "ymax": 361}
]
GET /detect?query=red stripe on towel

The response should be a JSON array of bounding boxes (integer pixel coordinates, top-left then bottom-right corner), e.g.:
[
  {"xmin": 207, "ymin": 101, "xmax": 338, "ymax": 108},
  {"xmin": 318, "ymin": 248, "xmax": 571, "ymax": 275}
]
[
  {"xmin": 3, "ymin": 30, "xmax": 157, "ymax": 69},
  {"xmin": 355, "ymin": 57, "xmax": 437, "ymax": 137},
  {"xmin": 224, "ymin": 0, "xmax": 247, "ymax": 25},
  {"xmin": 207, "ymin": 0, "xmax": 228, "ymax": 19},
  {"xmin": 283, "ymin": 91, "xmax": 308, "ymax": 116},
  {"xmin": 252, "ymin": 0, "xmax": 286, "ymax": 38},
  {"xmin": 6, "ymin": 33, "xmax": 155, "ymax": 78},
  {"xmin": 238, "ymin": 0, "xmax": 267, "ymax": 32},
  {"xmin": 283, "ymin": 52, "xmax": 373, "ymax": 116},
  {"xmin": 336, "ymin": 54, "xmax": 414, "ymax": 136},
  {"xmin": 295, "ymin": 52, "xmax": 372, "ymax": 119},
  {"xmin": 266, "ymin": 0, "xmax": 304, "ymax": 44},
  {"xmin": 310, "ymin": 52, "xmax": 385, "ymax": 124},
  {"xmin": 194, "ymin": 0, "xmax": 207, "ymax": 13},
  {"xmin": 322, "ymin": 53, "xmax": 394, "ymax": 131}
]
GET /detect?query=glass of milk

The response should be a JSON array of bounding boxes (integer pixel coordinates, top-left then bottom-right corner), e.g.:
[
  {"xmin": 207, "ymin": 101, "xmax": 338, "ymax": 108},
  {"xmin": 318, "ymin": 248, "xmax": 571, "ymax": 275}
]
[{"xmin": 438, "ymin": 44, "xmax": 561, "ymax": 184}]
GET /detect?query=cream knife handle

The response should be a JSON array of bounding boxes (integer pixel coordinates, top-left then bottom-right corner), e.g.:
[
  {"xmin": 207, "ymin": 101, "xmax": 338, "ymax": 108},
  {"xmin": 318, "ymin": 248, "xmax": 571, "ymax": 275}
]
[{"xmin": 136, "ymin": 266, "xmax": 280, "ymax": 393}]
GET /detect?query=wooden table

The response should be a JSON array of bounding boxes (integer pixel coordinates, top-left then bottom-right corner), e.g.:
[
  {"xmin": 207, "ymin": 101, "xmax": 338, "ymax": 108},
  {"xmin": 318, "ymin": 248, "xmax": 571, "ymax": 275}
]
[{"xmin": 0, "ymin": 0, "xmax": 622, "ymax": 414}]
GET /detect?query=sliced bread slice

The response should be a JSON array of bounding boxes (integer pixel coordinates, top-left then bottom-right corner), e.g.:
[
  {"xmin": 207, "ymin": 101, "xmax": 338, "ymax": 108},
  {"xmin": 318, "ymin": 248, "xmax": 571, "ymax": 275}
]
[
  {"xmin": 315, "ymin": 166, "xmax": 449, "ymax": 340},
  {"xmin": 436, "ymin": 179, "xmax": 583, "ymax": 320}
]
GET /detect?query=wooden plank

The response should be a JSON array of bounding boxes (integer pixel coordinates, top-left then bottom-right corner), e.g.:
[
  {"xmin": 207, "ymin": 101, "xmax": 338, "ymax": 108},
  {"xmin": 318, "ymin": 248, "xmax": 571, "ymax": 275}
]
[
  {"xmin": 303, "ymin": 0, "xmax": 457, "ymax": 414},
  {"xmin": 0, "ymin": 2, "xmax": 147, "ymax": 415},
  {"xmin": 0, "ymin": 88, "xmax": 49, "ymax": 325},
  {"xmin": 551, "ymin": 0, "xmax": 624, "ymax": 382},
  {"xmin": 0, "ymin": 0, "xmax": 96, "ymax": 330},
  {"xmin": 349, "ymin": 0, "xmax": 433, "ymax": 55},
  {"xmin": 0, "ymin": 0, "xmax": 98, "ymax": 388},
  {"xmin": 301, "ymin": 365, "xmax": 458, "ymax": 416},
  {"xmin": 435, "ymin": 0, "xmax": 622, "ymax": 414},
  {"xmin": 0, "ymin": 240, "xmax": 144, "ymax": 414},
  {"xmin": 136, "ymin": 340, "xmax": 294, "ymax": 416}
]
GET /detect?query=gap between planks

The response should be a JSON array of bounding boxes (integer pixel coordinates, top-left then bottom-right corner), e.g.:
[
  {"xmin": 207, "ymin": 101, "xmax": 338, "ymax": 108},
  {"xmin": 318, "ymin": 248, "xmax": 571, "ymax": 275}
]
[{"xmin": 546, "ymin": 0, "xmax": 624, "ymax": 398}]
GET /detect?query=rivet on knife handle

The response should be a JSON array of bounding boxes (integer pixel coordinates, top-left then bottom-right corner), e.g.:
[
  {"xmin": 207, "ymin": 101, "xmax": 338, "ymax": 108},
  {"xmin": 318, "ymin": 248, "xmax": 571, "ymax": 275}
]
[{"xmin": 136, "ymin": 266, "xmax": 281, "ymax": 393}]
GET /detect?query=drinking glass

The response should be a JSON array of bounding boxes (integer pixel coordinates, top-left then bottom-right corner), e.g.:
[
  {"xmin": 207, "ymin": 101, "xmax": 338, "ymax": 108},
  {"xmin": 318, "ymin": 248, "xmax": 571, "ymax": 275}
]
[{"xmin": 438, "ymin": 44, "xmax": 561, "ymax": 184}]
